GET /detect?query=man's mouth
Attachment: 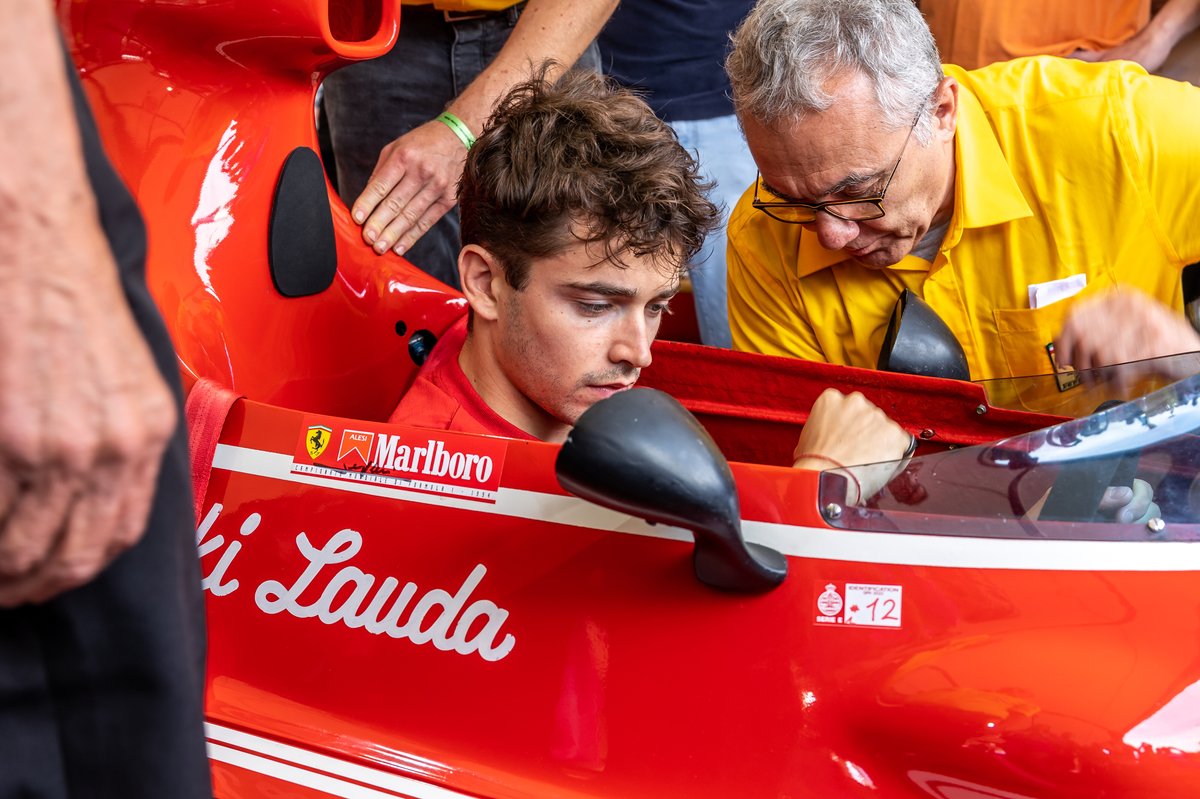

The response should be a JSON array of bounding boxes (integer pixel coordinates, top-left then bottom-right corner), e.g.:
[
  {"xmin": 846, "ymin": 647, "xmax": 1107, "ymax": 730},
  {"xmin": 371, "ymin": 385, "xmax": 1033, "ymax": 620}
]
[
  {"xmin": 590, "ymin": 382, "xmax": 634, "ymax": 393},
  {"xmin": 846, "ymin": 241, "xmax": 877, "ymax": 257},
  {"xmin": 583, "ymin": 379, "xmax": 637, "ymax": 401},
  {"xmin": 581, "ymin": 365, "xmax": 640, "ymax": 400}
]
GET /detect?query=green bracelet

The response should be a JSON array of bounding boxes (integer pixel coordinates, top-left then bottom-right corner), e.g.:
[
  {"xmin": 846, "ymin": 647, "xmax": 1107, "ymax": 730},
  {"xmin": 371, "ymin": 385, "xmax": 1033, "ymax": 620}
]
[{"xmin": 435, "ymin": 111, "xmax": 476, "ymax": 150}]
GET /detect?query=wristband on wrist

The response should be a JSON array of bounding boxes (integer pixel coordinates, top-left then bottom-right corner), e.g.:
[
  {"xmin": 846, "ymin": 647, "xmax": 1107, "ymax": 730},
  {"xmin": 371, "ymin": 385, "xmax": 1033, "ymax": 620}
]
[
  {"xmin": 792, "ymin": 453, "xmax": 846, "ymax": 471},
  {"xmin": 903, "ymin": 433, "xmax": 918, "ymax": 459},
  {"xmin": 435, "ymin": 111, "xmax": 476, "ymax": 150},
  {"xmin": 792, "ymin": 453, "xmax": 861, "ymax": 505}
]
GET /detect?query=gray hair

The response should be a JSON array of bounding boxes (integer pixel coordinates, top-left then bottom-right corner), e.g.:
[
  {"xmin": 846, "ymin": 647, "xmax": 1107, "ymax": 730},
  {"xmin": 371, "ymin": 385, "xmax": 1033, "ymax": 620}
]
[{"xmin": 727, "ymin": 0, "xmax": 944, "ymax": 142}]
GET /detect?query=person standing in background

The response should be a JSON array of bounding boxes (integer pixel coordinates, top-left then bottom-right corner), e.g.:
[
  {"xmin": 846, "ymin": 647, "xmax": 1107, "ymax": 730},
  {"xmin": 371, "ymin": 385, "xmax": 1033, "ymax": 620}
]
[
  {"xmin": 918, "ymin": 0, "xmax": 1200, "ymax": 77},
  {"xmin": 599, "ymin": 0, "xmax": 757, "ymax": 348},
  {"xmin": 1, "ymin": 6, "xmax": 211, "ymax": 798},
  {"xmin": 323, "ymin": 0, "xmax": 617, "ymax": 289}
]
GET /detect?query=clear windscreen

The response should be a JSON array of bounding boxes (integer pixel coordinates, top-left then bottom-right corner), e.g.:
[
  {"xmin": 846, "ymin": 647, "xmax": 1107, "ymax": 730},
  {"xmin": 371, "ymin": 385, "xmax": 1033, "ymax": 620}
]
[
  {"xmin": 975, "ymin": 351, "xmax": 1200, "ymax": 417},
  {"xmin": 820, "ymin": 371, "xmax": 1200, "ymax": 541}
]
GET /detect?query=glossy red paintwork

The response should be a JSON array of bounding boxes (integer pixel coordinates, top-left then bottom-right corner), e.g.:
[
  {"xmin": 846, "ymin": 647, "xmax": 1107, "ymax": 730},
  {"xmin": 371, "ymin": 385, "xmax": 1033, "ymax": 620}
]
[
  {"xmin": 195, "ymin": 401, "xmax": 1200, "ymax": 799},
  {"xmin": 63, "ymin": 3, "xmax": 1200, "ymax": 797},
  {"xmin": 57, "ymin": 0, "xmax": 464, "ymax": 420}
]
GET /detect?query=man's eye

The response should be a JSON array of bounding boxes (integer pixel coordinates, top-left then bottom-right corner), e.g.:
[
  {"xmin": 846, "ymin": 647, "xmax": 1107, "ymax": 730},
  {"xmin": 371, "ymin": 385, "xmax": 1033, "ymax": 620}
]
[
  {"xmin": 576, "ymin": 302, "xmax": 611, "ymax": 315},
  {"xmin": 648, "ymin": 302, "xmax": 673, "ymax": 317},
  {"xmin": 844, "ymin": 182, "xmax": 883, "ymax": 199}
]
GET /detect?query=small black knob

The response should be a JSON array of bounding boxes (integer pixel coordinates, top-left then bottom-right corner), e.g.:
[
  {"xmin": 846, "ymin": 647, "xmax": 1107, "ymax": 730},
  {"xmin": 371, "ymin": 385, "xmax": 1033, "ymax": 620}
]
[{"xmin": 408, "ymin": 330, "xmax": 438, "ymax": 366}]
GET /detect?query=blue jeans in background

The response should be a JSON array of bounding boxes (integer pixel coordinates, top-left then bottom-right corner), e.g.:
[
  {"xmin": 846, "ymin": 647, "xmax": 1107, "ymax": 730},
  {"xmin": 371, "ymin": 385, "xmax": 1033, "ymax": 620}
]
[{"xmin": 670, "ymin": 114, "xmax": 757, "ymax": 348}]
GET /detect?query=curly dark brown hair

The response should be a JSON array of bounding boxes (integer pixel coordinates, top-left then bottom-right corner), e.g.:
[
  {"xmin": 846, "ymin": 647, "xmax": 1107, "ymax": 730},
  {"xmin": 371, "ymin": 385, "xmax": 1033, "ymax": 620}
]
[{"xmin": 458, "ymin": 65, "xmax": 720, "ymax": 290}]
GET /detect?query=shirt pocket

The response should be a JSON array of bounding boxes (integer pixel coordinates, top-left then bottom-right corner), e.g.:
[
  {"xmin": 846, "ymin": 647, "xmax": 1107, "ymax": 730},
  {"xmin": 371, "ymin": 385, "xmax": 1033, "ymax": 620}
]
[{"xmin": 992, "ymin": 270, "xmax": 1117, "ymax": 379}]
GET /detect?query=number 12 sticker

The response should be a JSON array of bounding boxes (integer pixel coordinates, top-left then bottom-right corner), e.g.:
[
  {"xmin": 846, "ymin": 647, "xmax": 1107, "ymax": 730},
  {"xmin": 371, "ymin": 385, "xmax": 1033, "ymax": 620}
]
[{"xmin": 815, "ymin": 582, "xmax": 903, "ymax": 628}]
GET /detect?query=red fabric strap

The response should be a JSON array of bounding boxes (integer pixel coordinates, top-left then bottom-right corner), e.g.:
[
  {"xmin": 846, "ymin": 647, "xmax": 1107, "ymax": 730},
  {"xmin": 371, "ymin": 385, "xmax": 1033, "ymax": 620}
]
[
  {"xmin": 185, "ymin": 378, "xmax": 243, "ymax": 523},
  {"xmin": 792, "ymin": 453, "xmax": 847, "ymax": 470}
]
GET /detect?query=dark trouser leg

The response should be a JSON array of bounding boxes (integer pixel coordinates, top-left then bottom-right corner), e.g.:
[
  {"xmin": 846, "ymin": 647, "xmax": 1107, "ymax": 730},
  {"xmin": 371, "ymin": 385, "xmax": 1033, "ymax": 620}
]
[
  {"xmin": 0, "ymin": 52, "xmax": 215, "ymax": 799},
  {"xmin": 0, "ymin": 428, "xmax": 209, "ymax": 799},
  {"xmin": 323, "ymin": 12, "xmax": 464, "ymax": 288}
]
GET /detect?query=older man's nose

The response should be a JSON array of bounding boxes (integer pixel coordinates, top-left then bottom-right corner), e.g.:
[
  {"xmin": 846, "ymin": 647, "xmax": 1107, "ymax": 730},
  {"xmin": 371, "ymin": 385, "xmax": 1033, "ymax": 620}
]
[{"xmin": 810, "ymin": 213, "xmax": 860, "ymax": 251}]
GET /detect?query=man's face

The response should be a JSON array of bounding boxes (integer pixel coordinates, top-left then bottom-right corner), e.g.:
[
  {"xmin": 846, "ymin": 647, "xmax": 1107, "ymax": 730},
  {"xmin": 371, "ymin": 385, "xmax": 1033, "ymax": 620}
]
[
  {"xmin": 742, "ymin": 72, "xmax": 957, "ymax": 269},
  {"xmin": 473, "ymin": 239, "xmax": 679, "ymax": 442}
]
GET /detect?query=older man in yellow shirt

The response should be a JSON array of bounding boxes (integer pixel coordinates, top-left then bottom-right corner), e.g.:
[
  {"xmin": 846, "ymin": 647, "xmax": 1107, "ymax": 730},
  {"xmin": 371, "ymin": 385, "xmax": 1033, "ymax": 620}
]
[{"xmin": 724, "ymin": 0, "xmax": 1200, "ymax": 382}]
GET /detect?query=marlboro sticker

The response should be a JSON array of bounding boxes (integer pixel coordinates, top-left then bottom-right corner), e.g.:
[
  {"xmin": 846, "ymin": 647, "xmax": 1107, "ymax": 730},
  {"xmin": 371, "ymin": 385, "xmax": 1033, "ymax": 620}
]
[
  {"xmin": 292, "ymin": 415, "xmax": 508, "ymax": 503},
  {"xmin": 815, "ymin": 581, "xmax": 903, "ymax": 628}
]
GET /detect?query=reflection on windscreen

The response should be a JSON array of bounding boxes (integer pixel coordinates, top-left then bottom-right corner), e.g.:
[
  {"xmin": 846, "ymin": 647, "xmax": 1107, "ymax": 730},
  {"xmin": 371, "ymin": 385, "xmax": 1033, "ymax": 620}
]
[
  {"xmin": 978, "ymin": 352, "xmax": 1200, "ymax": 417},
  {"xmin": 821, "ymin": 372, "xmax": 1200, "ymax": 541}
]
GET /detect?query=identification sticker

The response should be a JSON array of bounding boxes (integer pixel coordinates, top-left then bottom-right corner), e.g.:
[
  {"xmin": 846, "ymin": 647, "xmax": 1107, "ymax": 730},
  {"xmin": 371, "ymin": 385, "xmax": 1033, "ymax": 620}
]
[
  {"xmin": 1045, "ymin": 342, "xmax": 1081, "ymax": 393},
  {"xmin": 815, "ymin": 581, "xmax": 903, "ymax": 628}
]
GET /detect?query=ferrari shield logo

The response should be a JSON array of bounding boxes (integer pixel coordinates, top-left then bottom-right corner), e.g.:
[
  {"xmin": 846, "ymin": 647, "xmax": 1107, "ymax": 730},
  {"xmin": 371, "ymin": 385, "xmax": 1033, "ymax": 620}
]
[{"xmin": 306, "ymin": 425, "xmax": 332, "ymax": 460}]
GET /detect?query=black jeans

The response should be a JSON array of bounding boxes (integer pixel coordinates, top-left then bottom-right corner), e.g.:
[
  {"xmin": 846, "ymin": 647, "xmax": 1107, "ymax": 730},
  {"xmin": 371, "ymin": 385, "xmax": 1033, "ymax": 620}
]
[{"xmin": 323, "ymin": 4, "xmax": 600, "ymax": 289}]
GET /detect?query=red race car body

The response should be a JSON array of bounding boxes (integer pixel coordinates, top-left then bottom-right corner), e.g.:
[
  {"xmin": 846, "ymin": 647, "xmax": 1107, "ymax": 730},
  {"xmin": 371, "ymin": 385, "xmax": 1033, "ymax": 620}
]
[{"xmin": 59, "ymin": 2, "xmax": 1200, "ymax": 797}]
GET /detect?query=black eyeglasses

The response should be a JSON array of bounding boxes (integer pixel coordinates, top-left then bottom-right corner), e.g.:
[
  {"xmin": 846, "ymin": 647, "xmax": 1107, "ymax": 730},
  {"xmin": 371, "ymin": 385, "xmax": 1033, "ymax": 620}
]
[{"xmin": 752, "ymin": 112, "xmax": 921, "ymax": 225}]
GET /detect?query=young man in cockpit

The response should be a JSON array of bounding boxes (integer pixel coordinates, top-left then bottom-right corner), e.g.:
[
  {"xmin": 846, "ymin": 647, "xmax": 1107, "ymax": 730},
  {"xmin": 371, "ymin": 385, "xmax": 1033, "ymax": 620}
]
[{"xmin": 389, "ymin": 67, "xmax": 916, "ymax": 499}]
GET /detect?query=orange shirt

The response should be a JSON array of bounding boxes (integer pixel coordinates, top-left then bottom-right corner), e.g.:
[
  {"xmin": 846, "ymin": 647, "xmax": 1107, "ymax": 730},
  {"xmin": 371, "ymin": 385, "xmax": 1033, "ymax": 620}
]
[
  {"xmin": 401, "ymin": 0, "xmax": 522, "ymax": 11},
  {"xmin": 920, "ymin": 0, "xmax": 1151, "ymax": 69}
]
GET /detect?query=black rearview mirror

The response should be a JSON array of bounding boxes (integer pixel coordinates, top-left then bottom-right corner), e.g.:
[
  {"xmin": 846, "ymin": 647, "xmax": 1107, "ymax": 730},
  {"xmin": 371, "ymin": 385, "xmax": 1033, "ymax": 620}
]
[{"xmin": 556, "ymin": 388, "xmax": 787, "ymax": 593}]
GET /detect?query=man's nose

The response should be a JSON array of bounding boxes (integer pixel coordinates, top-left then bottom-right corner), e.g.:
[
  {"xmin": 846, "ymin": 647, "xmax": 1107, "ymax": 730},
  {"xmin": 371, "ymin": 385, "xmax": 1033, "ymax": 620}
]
[
  {"xmin": 610, "ymin": 312, "xmax": 654, "ymax": 369},
  {"xmin": 809, "ymin": 213, "xmax": 860, "ymax": 251}
]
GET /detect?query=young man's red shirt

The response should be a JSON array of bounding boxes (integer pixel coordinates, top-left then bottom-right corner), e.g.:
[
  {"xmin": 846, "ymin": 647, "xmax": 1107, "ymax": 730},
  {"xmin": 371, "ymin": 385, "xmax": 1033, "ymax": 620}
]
[{"xmin": 389, "ymin": 317, "xmax": 537, "ymax": 440}]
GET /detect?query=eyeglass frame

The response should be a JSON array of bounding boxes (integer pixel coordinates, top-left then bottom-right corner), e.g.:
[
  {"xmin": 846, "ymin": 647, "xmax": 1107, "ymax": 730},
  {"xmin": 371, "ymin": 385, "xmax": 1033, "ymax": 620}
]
[{"xmin": 751, "ymin": 108, "xmax": 924, "ymax": 225}]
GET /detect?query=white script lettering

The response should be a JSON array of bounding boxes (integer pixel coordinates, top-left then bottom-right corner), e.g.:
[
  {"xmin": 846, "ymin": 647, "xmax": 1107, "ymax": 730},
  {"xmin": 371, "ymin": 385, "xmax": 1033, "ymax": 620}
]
[
  {"xmin": 254, "ymin": 528, "xmax": 515, "ymax": 662},
  {"xmin": 196, "ymin": 504, "xmax": 259, "ymax": 597}
]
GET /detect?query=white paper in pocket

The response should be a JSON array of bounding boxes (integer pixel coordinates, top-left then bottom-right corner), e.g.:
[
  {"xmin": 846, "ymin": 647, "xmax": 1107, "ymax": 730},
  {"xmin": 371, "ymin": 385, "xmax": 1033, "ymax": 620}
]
[{"xmin": 1027, "ymin": 273, "xmax": 1087, "ymax": 309}]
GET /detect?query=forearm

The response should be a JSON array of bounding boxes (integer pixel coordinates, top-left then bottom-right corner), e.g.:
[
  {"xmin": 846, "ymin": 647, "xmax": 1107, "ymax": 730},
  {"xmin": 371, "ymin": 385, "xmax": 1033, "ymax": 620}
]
[
  {"xmin": 0, "ymin": 5, "xmax": 118, "ymax": 417},
  {"xmin": 1143, "ymin": 0, "xmax": 1200, "ymax": 50},
  {"xmin": 444, "ymin": 0, "xmax": 618, "ymax": 133},
  {"xmin": 0, "ymin": 7, "xmax": 101, "ymax": 260},
  {"xmin": 0, "ymin": 6, "xmax": 179, "ymax": 604}
]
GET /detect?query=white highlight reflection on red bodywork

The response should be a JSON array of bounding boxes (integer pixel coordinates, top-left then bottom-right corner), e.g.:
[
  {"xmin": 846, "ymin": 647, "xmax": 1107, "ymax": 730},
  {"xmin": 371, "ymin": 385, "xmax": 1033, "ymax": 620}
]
[
  {"xmin": 908, "ymin": 770, "xmax": 1038, "ymax": 799},
  {"xmin": 1124, "ymin": 678, "xmax": 1200, "ymax": 753},
  {"xmin": 191, "ymin": 121, "xmax": 241, "ymax": 298}
]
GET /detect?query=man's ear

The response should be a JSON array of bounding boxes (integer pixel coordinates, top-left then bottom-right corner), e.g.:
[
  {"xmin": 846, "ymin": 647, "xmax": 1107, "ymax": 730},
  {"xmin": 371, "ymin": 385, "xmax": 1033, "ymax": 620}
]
[
  {"xmin": 459, "ymin": 244, "xmax": 504, "ymax": 322},
  {"xmin": 931, "ymin": 76, "xmax": 959, "ymax": 142}
]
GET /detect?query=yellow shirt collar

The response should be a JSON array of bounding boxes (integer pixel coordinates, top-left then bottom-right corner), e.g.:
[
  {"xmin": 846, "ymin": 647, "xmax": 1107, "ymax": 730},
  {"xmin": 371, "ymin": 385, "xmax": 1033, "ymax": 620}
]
[
  {"xmin": 795, "ymin": 71, "xmax": 1033, "ymax": 277},
  {"xmin": 943, "ymin": 66, "xmax": 1035, "ymax": 246}
]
